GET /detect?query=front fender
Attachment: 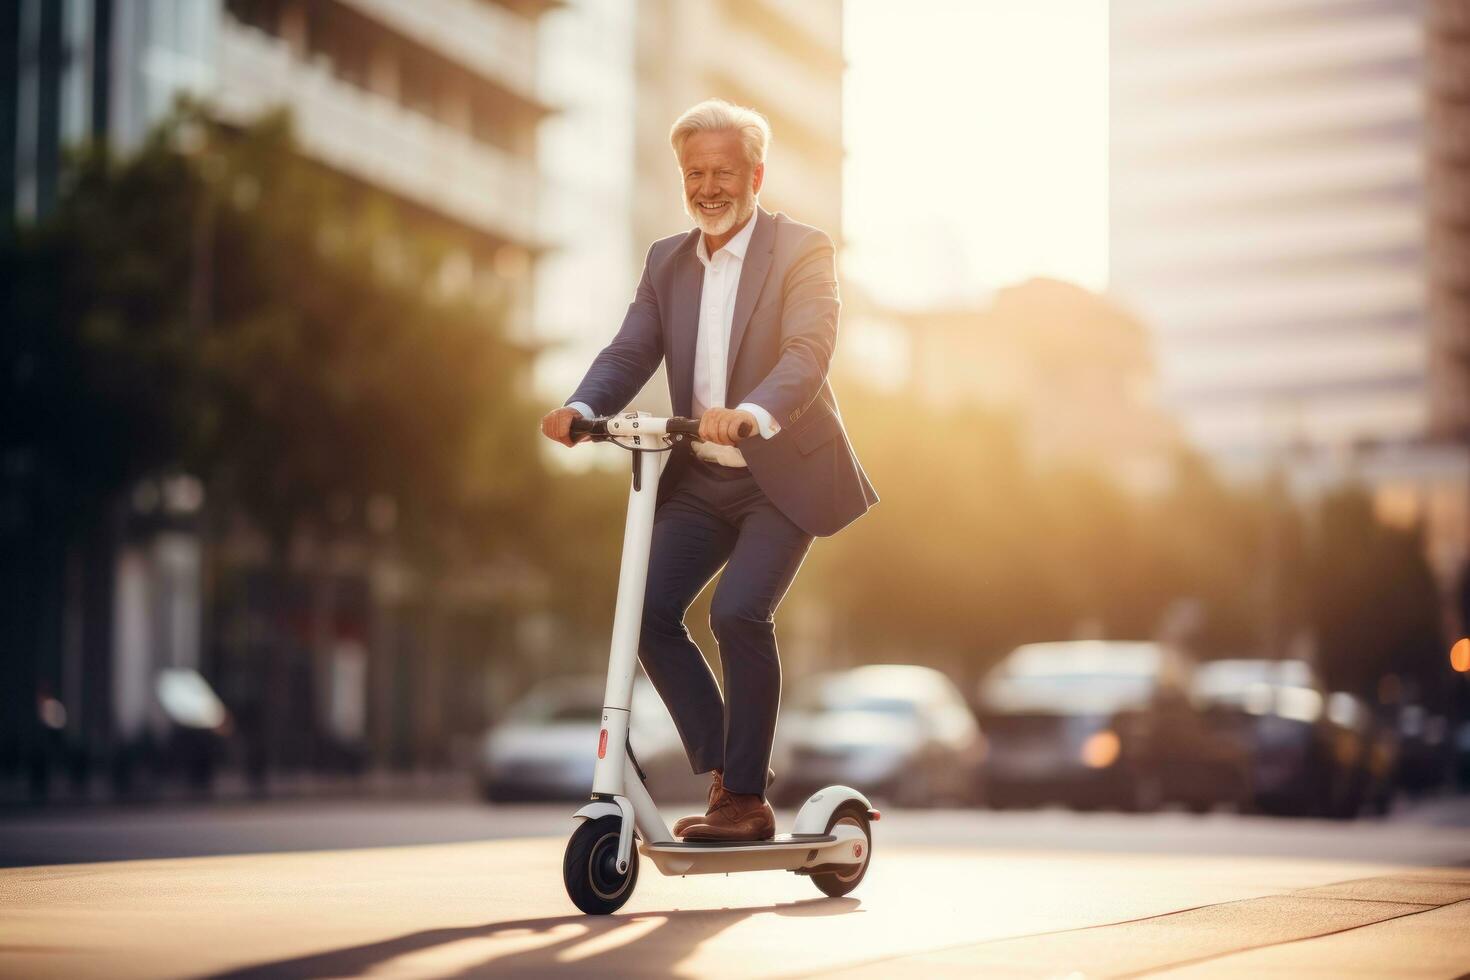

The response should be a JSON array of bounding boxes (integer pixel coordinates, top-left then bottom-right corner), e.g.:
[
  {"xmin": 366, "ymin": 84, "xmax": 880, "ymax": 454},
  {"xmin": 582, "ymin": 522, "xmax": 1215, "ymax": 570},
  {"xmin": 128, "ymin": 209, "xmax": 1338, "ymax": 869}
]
[{"xmin": 572, "ymin": 800, "xmax": 623, "ymax": 824}]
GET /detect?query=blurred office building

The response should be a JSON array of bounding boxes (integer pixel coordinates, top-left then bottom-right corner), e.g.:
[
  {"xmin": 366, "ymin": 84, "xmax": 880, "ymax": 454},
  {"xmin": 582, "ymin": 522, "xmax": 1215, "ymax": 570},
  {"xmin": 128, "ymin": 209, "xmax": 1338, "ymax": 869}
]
[
  {"xmin": 532, "ymin": 0, "xmax": 638, "ymax": 399},
  {"xmin": 1110, "ymin": 0, "xmax": 1470, "ymax": 601},
  {"xmin": 7, "ymin": 0, "xmax": 550, "ymax": 328}
]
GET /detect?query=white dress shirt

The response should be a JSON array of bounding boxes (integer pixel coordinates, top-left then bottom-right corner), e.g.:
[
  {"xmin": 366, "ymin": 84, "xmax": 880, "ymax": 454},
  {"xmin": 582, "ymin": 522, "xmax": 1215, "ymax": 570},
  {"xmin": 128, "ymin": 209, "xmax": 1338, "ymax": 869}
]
[{"xmin": 573, "ymin": 210, "xmax": 779, "ymax": 467}]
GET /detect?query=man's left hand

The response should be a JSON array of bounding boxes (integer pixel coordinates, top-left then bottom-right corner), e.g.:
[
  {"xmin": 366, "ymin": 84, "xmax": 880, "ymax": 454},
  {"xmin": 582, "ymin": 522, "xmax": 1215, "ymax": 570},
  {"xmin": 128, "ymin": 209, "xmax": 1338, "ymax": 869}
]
[{"xmin": 699, "ymin": 407, "xmax": 757, "ymax": 446}]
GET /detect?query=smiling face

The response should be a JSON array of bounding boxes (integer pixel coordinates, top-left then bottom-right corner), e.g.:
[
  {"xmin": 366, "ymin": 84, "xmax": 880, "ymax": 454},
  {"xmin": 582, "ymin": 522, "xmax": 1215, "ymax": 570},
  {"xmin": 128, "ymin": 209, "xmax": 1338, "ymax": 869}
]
[{"xmin": 679, "ymin": 129, "xmax": 764, "ymax": 241}]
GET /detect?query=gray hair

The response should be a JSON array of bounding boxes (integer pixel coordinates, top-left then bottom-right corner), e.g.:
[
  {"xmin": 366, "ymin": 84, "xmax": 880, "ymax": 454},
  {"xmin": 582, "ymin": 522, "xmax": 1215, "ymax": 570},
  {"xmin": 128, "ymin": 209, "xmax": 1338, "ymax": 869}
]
[{"xmin": 669, "ymin": 99, "xmax": 772, "ymax": 168}]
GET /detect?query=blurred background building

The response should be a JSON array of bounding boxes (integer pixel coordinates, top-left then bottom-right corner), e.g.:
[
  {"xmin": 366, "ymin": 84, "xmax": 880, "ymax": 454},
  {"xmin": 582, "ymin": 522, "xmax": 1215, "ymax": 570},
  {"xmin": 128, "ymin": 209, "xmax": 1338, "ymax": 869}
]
[
  {"xmin": 1110, "ymin": 0, "xmax": 1470, "ymax": 598},
  {"xmin": 1111, "ymin": 0, "xmax": 1426, "ymax": 460},
  {"xmin": 7, "ymin": 0, "xmax": 549, "ymax": 328}
]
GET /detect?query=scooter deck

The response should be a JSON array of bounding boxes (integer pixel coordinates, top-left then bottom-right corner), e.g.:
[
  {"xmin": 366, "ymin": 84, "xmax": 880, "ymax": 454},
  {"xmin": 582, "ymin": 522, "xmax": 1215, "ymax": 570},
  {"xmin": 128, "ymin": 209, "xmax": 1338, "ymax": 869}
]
[{"xmin": 645, "ymin": 833, "xmax": 836, "ymax": 851}]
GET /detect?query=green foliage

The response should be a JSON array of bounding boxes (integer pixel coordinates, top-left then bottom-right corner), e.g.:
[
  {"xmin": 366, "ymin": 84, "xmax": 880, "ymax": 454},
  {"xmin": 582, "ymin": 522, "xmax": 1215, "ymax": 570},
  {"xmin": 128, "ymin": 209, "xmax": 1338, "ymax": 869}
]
[
  {"xmin": 3, "ymin": 126, "xmax": 198, "ymax": 510},
  {"xmin": 3, "ymin": 102, "xmax": 542, "ymax": 557},
  {"xmin": 1308, "ymin": 487, "xmax": 1444, "ymax": 697}
]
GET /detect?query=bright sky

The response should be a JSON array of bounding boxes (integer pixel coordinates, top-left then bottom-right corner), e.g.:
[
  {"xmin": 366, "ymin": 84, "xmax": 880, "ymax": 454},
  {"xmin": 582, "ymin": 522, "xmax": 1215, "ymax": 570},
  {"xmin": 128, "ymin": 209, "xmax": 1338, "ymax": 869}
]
[{"xmin": 842, "ymin": 0, "xmax": 1110, "ymax": 311}]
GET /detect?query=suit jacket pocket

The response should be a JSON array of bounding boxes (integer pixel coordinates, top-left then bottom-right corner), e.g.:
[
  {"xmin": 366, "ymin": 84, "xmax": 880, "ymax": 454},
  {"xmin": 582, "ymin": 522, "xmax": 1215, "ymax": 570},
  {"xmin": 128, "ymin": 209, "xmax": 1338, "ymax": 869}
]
[{"xmin": 793, "ymin": 403, "xmax": 840, "ymax": 455}]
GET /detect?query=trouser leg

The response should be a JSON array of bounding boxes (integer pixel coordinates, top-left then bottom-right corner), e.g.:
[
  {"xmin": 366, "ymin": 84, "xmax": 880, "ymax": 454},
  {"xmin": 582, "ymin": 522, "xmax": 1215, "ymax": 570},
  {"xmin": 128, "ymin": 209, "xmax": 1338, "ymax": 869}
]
[
  {"xmin": 708, "ymin": 497, "xmax": 814, "ymax": 797},
  {"xmin": 638, "ymin": 494, "xmax": 735, "ymax": 775}
]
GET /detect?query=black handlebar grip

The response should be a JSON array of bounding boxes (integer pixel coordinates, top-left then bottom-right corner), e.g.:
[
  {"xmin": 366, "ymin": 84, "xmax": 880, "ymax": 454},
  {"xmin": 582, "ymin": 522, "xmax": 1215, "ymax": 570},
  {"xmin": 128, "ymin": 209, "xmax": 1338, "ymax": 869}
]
[
  {"xmin": 665, "ymin": 417, "xmax": 755, "ymax": 440},
  {"xmin": 568, "ymin": 418, "xmax": 605, "ymax": 442}
]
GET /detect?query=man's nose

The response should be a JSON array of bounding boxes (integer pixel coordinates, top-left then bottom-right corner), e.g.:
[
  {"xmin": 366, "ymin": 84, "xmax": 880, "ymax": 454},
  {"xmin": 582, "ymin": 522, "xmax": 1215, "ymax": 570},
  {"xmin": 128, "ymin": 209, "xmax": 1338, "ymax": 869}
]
[{"xmin": 698, "ymin": 176, "xmax": 718, "ymax": 199}]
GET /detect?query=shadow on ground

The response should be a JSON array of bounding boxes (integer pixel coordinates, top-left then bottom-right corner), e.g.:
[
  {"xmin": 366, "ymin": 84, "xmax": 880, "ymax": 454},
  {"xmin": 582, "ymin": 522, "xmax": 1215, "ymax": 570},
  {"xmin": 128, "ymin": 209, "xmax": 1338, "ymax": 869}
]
[{"xmin": 208, "ymin": 896, "xmax": 861, "ymax": 978}]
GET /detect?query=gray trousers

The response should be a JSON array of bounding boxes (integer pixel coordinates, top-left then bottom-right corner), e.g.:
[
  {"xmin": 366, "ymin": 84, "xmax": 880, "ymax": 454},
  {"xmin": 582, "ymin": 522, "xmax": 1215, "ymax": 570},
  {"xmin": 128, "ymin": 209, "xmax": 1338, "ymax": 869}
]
[{"xmin": 638, "ymin": 455, "xmax": 814, "ymax": 797}]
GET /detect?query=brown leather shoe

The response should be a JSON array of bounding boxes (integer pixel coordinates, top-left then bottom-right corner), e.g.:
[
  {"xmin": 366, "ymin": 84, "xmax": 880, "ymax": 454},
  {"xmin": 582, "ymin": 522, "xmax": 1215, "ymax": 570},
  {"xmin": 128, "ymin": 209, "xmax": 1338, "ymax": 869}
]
[
  {"xmin": 672, "ymin": 770, "xmax": 725, "ymax": 838},
  {"xmin": 680, "ymin": 790, "xmax": 776, "ymax": 842},
  {"xmin": 673, "ymin": 768, "xmax": 776, "ymax": 839}
]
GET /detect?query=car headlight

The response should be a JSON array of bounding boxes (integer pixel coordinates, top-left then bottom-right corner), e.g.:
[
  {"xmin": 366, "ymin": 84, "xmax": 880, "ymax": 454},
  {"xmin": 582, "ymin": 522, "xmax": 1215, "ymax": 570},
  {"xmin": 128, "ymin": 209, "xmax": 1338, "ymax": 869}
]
[{"xmin": 1080, "ymin": 729, "xmax": 1121, "ymax": 769}]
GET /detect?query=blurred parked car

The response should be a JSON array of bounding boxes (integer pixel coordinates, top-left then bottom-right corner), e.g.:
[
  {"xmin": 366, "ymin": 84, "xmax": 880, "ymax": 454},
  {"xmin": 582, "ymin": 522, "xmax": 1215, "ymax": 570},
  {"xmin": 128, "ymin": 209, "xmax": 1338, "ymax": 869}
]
[
  {"xmin": 155, "ymin": 668, "xmax": 232, "ymax": 792},
  {"xmin": 1322, "ymin": 690, "xmax": 1399, "ymax": 818},
  {"xmin": 771, "ymin": 665, "xmax": 986, "ymax": 808},
  {"xmin": 979, "ymin": 641, "xmax": 1250, "ymax": 812},
  {"xmin": 1190, "ymin": 659, "xmax": 1401, "ymax": 818},
  {"xmin": 1453, "ymin": 720, "xmax": 1470, "ymax": 791},
  {"xmin": 1192, "ymin": 659, "xmax": 1350, "ymax": 816},
  {"xmin": 1395, "ymin": 703, "xmax": 1451, "ymax": 797},
  {"xmin": 477, "ymin": 675, "xmax": 700, "ymax": 802}
]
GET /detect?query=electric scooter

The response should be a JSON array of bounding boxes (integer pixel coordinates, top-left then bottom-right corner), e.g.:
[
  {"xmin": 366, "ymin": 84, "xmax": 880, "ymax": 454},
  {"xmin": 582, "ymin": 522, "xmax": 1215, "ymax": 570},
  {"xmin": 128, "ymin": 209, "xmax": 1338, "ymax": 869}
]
[{"xmin": 560, "ymin": 411, "xmax": 879, "ymax": 915}]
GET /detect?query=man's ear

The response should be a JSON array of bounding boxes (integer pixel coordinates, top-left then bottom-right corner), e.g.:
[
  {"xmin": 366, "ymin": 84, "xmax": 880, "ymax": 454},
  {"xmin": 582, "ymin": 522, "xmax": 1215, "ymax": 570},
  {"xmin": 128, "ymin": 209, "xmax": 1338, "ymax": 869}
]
[{"xmin": 752, "ymin": 162, "xmax": 765, "ymax": 196}]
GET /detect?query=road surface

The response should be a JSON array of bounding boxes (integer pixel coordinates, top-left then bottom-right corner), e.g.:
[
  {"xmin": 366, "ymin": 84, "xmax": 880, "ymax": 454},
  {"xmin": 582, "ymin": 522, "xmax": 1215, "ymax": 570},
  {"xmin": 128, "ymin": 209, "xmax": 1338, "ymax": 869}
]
[{"xmin": 2, "ymin": 799, "xmax": 1468, "ymax": 978}]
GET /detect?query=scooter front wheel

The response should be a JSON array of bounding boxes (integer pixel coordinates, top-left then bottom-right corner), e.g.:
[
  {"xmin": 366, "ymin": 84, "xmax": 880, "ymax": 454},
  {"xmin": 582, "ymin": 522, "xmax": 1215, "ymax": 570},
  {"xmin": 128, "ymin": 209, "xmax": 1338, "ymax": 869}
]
[{"xmin": 563, "ymin": 815, "xmax": 639, "ymax": 914}]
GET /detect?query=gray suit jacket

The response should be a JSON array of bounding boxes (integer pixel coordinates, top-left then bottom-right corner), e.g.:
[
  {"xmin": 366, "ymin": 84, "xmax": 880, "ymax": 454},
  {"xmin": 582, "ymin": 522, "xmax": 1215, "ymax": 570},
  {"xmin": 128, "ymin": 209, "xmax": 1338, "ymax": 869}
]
[{"xmin": 566, "ymin": 207, "xmax": 877, "ymax": 537}]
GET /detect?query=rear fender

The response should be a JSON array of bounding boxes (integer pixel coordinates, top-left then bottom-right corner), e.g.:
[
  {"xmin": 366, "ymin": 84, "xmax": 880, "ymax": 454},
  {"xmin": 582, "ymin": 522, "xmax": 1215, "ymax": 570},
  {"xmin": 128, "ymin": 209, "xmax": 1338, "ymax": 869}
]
[{"xmin": 792, "ymin": 785, "xmax": 876, "ymax": 835}]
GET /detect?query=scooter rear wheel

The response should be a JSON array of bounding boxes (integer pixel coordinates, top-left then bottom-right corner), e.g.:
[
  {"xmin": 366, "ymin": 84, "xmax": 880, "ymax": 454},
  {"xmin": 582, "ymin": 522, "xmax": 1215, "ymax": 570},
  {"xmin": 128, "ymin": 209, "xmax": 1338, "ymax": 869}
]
[
  {"xmin": 811, "ymin": 802, "xmax": 872, "ymax": 898},
  {"xmin": 564, "ymin": 815, "xmax": 639, "ymax": 914}
]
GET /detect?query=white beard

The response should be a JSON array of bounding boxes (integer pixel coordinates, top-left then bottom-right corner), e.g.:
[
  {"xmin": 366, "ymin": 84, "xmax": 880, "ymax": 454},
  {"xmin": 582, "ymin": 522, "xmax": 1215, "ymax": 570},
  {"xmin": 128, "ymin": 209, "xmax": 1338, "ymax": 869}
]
[{"xmin": 686, "ymin": 189, "xmax": 756, "ymax": 236}]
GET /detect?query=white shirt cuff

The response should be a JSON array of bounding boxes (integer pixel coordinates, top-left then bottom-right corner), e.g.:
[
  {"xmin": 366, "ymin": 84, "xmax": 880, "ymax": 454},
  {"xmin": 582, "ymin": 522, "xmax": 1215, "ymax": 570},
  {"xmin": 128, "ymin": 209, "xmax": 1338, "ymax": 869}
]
[
  {"xmin": 566, "ymin": 401, "xmax": 595, "ymax": 420},
  {"xmin": 736, "ymin": 402, "xmax": 781, "ymax": 439}
]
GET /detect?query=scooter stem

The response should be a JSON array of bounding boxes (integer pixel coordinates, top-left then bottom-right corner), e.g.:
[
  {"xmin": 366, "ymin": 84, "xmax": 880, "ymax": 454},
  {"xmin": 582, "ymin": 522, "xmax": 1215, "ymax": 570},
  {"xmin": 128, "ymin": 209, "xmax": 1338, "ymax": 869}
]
[{"xmin": 591, "ymin": 444, "xmax": 666, "ymax": 796}]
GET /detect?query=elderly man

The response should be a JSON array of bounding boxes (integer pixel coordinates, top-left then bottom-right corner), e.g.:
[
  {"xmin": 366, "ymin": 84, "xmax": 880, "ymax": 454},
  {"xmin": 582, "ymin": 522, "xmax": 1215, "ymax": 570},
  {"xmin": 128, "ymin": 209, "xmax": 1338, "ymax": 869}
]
[{"xmin": 540, "ymin": 99, "xmax": 876, "ymax": 841}]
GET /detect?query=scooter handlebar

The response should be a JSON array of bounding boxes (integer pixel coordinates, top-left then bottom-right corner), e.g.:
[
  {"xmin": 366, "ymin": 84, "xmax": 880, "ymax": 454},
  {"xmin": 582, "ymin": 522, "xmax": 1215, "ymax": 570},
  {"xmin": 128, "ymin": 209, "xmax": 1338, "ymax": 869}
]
[{"xmin": 569, "ymin": 415, "xmax": 753, "ymax": 442}]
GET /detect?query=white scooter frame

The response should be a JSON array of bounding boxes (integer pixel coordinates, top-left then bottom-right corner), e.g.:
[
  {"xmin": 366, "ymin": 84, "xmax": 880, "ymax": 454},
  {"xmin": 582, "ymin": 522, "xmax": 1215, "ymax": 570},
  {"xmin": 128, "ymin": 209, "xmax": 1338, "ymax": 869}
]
[{"xmin": 561, "ymin": 412, "xmax": 878, "ymax": 915}]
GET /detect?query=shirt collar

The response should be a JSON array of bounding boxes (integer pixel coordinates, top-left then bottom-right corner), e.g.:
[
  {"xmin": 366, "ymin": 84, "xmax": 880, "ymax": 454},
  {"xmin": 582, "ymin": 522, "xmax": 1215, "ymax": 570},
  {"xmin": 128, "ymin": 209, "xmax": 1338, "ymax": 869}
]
[{"xmin": 696, "ymin": 207, "xmax": 759, "ymax": 267}]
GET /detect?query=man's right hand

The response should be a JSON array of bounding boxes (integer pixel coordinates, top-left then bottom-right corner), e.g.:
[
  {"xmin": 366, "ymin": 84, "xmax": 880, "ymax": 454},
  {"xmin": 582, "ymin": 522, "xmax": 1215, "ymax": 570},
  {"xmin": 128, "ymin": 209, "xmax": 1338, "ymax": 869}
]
[{"xmin": 540, "ymin": 406, "xmax": 585, "ymax": 447}]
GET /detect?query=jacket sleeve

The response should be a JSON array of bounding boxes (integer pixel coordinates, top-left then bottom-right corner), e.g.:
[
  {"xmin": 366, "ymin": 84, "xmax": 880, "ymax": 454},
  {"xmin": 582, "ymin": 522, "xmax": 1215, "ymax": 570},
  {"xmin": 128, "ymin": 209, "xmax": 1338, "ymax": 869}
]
[
  {"xmin": 740, "ymin": 229, "xmax": 839, "ymax": 426},
  {"xmin": 565, "ymin": 247, "xmax": 664, "ymax": 417}
]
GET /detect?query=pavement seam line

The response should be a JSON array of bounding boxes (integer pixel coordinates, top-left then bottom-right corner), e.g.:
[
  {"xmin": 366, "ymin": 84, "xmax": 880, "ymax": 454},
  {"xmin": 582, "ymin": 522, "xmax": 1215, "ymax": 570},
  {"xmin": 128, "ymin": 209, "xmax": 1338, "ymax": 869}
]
[
  {"xmin": 789, "ymin": 873, "xmax": 1462, "ymax": 980},
  {"xmin": 1121, "ymin": 896, "xmax": 1470, "ymax": 980},
  {"xmin": 1287, "ymin": 896, "xmax": 1437, "ymax": 907},
  {"xmin": 782, "ymin": 900, "xmax": 1231, "ymax": 980}
]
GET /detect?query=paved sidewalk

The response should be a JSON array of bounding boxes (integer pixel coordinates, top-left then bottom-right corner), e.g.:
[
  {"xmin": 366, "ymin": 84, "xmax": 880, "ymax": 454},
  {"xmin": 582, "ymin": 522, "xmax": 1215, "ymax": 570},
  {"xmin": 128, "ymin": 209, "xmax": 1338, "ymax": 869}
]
[{"xmin": 3, "ymin": 835, "xmax": 1467, "ymax": 978}]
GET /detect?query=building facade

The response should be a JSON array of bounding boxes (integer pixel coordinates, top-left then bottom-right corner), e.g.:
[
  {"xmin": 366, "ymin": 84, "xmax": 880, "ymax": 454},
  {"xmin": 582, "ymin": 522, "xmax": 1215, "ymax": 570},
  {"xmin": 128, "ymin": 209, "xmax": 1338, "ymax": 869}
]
[
  {"xmin": 4, "ymin": 0, "xmax": 550, "ymax": 330},
  {"xmin": 1426, "ymin": 0, "xmax": 1470, "ymax": 442},
  {"xmin": 1111, "ymin": 0, "xmax": 1428, "ymax": 459},
  {"xmin": 1110, "ymin": 0, "xmax": 1470, "ymax": 604}
]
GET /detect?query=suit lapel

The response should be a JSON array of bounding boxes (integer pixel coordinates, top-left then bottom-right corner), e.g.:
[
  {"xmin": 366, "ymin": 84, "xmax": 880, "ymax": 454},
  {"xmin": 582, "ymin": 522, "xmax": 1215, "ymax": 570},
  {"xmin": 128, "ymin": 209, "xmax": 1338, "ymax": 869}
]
[
  {"xmin": 726, "ymin": 208, "xmax": 775, "ymax": 387},
  {"xmin": 669, "ymin": 233, "xmax": 703, "ymax": 417}
]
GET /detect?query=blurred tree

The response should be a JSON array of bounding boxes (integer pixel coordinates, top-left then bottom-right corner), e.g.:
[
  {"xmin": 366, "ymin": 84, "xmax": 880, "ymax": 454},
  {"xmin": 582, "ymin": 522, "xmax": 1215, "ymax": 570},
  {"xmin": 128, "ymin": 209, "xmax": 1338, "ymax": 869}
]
[
  {"xmin": 5, "ymin": 100, "xmax": 543, "ymax": 565},
  {"xmin": 803, "ymin": 391, "xmax": 1071, "ymax": 686},
  {"xmin": 1307, "ymin": 487, "xmax": 1444, "ymax": 699},
  {"xmin": 800, "ymin": 383, "xmax": 1332, "ymax": 693},
  {"xmin": 190, "ymin": 108, "xmax": 540, "ymax": 554}
]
